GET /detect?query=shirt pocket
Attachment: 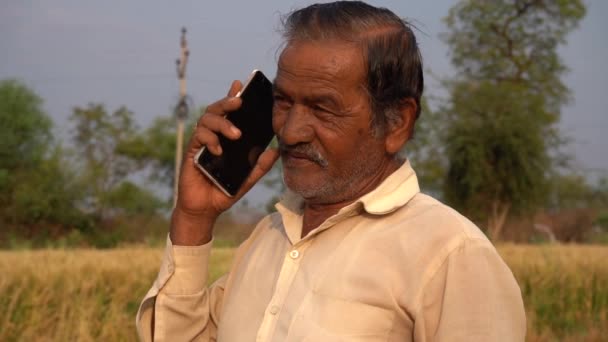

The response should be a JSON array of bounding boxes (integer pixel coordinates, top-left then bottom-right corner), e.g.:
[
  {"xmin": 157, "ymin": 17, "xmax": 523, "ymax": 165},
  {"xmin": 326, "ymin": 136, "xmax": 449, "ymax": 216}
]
[{"xmin": 288, "ymin": 291, "xmax": 395, "ymax": 341}]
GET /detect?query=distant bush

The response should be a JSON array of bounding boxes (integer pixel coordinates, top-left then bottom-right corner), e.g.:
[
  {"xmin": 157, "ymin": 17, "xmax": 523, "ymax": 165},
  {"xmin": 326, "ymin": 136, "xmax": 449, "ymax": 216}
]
[
  {"xmin": 596, "ymin": 212, "xmax": 608, "ymax": 231},
  {"xmin": 0, "ymin": 213, "xmax": 170, "ymax": 249}
]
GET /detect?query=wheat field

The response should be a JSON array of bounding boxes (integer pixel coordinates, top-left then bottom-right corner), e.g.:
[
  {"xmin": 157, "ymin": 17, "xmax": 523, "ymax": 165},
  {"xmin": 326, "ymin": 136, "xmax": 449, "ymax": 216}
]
[{"xmin": 1, "ymin": 245, "xmax": 606, "ymax": 341}]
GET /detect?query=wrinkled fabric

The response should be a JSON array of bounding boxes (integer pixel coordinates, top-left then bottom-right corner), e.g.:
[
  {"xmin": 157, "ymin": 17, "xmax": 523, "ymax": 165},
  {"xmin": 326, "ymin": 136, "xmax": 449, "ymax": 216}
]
[{"xmin": 137, "ymin": 161, "xmax": 526, "ymax": 341}]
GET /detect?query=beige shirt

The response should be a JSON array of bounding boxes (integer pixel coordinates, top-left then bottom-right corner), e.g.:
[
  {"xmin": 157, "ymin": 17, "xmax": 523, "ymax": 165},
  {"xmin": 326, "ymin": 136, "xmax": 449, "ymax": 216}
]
[{"xmin": 137, "ymin": 161, "xmax": 526, "ymax": 341}]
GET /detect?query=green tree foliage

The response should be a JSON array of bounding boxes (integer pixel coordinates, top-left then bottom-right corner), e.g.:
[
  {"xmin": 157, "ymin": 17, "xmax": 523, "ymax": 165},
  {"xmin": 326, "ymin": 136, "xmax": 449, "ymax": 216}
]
[
  {"xmin": 70, "ymin": 104, "xmax": 163, "ymax": 219},
  {"xmin": 8, "ymin": 148, "xmax": 86, "ymax": 227},
  {"xmin": 546, "ymin": 173, "xmax": 596, "ymax": 210},
  {"xmin": 0, "ymin": 80, "xmax": 52, "ymax": 174},
  {"xmin": 405, "ymin": 97, "xmax": 445, "ymax": 196},
  {"xmin": 117, "ymin": 116, "xmax": 177, "ymax": 185},
  {"xmin": 441, "ymin": 0, "xmax": 586, "ymax": 240},
  {"xmin": 117, "ymin": 116, "xmax": 181, "ymax": 192},
  {"xmin": 0, "ymin": 80, "xmax": 172, "ymax": 247},
  {"xmin": 0, "ymin": 80, "xmax": 86, "ymax": 234},
  {"xmin": 117, "ymin": 109, "xmax": 199, "ymax": 194},
  {"xmin": 443, "ymin": 0, "xmax": 585, "ymax": 112},
  {"xmin": 593, "ymin": 177, "xmax": 608, "ymax": 210},
  {"xmin": 104, "ymin": 181, "xmax": 165, "ymax": 216}
]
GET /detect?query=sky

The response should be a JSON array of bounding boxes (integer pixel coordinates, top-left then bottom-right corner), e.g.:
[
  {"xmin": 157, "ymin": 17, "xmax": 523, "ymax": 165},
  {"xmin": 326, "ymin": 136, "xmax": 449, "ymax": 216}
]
[{"xmin": 1, "ymin": 0, "xmax": 607, "ymax": 207}]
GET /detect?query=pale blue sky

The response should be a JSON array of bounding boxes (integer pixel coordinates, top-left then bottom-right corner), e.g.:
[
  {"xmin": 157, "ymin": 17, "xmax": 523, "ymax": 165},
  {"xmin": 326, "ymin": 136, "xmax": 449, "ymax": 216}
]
[{"xmin": 1, "ymin": 0, "xmax": 606, "ymax": 205}]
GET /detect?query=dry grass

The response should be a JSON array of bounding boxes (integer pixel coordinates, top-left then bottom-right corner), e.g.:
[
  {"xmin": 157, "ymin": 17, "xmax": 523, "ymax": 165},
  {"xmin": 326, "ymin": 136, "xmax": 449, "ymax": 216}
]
[
  {"xmin": 0, "ymin": 247, "xmax": 233, "ymax": 341},
  {"xmin": 1, "ymin": 244, "xmax": 606, "ymax": 341},
  {"xmin": 498, "ymin": 244, "xmax": 608, "ymax": 341}
]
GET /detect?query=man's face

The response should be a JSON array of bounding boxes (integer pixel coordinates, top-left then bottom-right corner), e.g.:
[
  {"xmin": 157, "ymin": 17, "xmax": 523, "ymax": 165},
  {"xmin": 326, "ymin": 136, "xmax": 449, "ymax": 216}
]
[{"xmin": 272, "ymin": 40, "xmax": 390, "ymax": 204}]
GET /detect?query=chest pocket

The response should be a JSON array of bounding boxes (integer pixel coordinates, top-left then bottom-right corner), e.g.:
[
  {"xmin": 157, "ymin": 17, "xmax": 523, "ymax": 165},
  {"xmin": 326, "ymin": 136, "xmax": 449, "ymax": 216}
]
[{"xmin": 288, "ymin": 291, "xmax": 395, "ymax": 341}]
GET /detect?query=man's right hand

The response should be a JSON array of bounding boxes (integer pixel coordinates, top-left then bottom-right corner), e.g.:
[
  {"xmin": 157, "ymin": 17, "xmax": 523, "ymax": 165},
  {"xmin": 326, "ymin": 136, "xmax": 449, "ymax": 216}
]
[{"xmin": 170, "ymin": 80, "xmax": 279, "ymax": 246}]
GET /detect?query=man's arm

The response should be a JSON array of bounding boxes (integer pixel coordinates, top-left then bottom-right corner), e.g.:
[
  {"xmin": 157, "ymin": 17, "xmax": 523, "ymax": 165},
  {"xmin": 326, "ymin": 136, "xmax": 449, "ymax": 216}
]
[
  {"xmin": 136, "ymin": 80, "xmax": 279, "ymax": 341},
  {"xmin": 413, "ymin": 238, "xmax": 526, "ymax": 341},
  {"xmin": 136, "ymin": 236, "xmax": 226, "ymax": 341}
]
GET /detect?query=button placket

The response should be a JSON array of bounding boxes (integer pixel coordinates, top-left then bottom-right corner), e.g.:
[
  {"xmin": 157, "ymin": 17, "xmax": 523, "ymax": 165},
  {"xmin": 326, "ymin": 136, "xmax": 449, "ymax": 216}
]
[
  {"xmin": 256, "ymin": 243, "xmax": 308, "ymax": 342},
  {"xmin": 289, "ymin": 249, "xmax": 300, "ymax": 259}
]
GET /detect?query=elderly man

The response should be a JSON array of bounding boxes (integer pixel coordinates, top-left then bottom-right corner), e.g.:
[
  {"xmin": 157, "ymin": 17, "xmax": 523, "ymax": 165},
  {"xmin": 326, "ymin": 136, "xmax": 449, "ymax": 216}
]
[{"xmin": 137, "ymin": 1, "xmax": 526, "ymax": 341}]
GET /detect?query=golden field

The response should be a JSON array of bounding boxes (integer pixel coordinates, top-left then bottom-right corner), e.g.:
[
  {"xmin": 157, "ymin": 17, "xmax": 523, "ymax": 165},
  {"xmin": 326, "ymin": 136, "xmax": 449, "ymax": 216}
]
[{"xmin": 1, "ymin": 244, "xmax": 606, "ymax": 341}]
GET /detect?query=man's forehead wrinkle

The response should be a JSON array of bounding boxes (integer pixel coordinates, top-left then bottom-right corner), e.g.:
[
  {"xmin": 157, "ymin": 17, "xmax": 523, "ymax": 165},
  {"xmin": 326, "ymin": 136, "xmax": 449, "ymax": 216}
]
[
  {"xmin": 278, "ymin": 42, "xmax": 364, "ymax": 83},
  {"xmin": 275, "ymin": 65, "xmax": 344, "ymax": 102},
  {"xmin": 278, "ymin": 60, "xmax": 349, "ymax": 84}
]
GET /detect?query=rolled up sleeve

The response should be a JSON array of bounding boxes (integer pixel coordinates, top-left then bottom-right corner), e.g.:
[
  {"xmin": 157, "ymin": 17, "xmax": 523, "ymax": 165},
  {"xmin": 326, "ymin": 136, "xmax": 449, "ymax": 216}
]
[{"xmin": 136, "ymin": 235, "xmax": 227, "ymax": 342}]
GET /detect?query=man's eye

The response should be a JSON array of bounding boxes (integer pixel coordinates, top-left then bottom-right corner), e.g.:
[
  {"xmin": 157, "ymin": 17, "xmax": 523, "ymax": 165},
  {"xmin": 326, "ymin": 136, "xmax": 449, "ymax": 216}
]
[
  {"xmin": 312, "ymin": 105, "xmax": 331, "ymax": 114},
  {"xmin": 273, "ymin": 94, "xmax": 287, "ymax": 103},
  {"xmin": 273, "ymin": 95, "xmax": 291, "ymax": 109}
]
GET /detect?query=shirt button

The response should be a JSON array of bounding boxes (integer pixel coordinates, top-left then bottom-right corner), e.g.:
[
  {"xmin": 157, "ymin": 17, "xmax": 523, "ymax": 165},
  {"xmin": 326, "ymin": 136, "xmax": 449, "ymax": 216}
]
[
  {"xmin": 289, "ymin": 249, "xmax": 300, "ymax": 259},
  {"xmin": 269, "ymin": 305, "xmax": 280, "ymax": 315}
]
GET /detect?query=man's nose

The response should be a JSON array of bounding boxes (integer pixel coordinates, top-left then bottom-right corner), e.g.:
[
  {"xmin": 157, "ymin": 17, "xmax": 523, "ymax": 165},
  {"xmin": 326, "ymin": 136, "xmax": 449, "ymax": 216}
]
[{"xmin": 276, "ymin": 104, "xmax": 314, "ymax": 146}]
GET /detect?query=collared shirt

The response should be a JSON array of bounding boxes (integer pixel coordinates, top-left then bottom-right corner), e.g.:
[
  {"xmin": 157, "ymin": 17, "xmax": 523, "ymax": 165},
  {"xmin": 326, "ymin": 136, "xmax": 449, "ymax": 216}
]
[{"xmin": 137, "ymin": 161, "xmax": 526, "ymax": 341}]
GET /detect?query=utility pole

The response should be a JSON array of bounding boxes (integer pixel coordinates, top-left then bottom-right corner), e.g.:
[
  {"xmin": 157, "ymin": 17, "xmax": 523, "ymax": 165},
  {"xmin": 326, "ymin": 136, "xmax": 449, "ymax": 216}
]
[{"xmin": 174, "ymin": 27, "xmax": 189, "ymax": 208}]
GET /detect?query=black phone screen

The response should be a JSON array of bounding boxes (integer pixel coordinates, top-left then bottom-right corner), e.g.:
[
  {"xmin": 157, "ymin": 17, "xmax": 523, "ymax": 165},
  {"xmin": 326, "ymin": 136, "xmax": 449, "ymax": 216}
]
[{"xmin": 196, "ymin": 70, "xmax": 275, "ymax": 196}]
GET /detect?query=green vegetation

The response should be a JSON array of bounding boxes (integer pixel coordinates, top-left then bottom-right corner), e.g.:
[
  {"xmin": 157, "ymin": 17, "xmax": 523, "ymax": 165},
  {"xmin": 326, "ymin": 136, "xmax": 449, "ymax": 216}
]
[
  {"xmin": 0, "ymin": 80, "xmax": 90, "ymax": 241},
  {"xmin": 440, "ymin": 0, "xmax": 587, "ymax": 240},
  {"xmin": 0, "ymin": 1, "xmax": 605, "ymax": 246},
  {"xmin": 0, "ymin": 1, "xmax": 605, "ymax": 340},
  {"xmin": 501, "ymin": 244, "xmax": 608, "ymax": 340},
  {"xmin": 0, "ymin": 82, "xmax": 180, "ymax": 249}
]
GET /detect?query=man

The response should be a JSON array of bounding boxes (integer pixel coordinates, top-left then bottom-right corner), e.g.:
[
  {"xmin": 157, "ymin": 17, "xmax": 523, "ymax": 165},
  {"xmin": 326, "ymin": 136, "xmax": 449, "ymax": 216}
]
[{"xmin": 137, "ymin": 2, "xmax": 526, "ymax": 341}]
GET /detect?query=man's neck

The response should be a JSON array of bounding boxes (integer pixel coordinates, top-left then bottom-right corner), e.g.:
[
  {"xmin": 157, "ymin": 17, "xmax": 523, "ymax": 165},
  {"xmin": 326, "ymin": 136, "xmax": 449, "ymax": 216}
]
[
  {"xmin": 301, "ymin": 202, "xmax": 348, "ymax": 238},
  {"xmin": 300, "ymin": 158, "xmax": 400, "ymax": 238}
]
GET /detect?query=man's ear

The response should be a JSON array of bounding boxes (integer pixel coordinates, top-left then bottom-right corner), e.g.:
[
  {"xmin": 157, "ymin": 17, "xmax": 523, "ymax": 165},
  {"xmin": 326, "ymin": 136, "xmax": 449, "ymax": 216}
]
[{"xmin": 384, "ymin": 98, "xmax": 417, "ymax": 154}]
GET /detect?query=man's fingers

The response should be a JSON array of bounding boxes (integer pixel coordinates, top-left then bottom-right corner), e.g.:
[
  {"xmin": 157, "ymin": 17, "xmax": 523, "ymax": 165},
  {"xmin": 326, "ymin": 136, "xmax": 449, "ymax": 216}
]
[
  {"xmin": 235, "ymin": 148, "xmax": 280, "ymax": 199},
  {"xmin": 227, "ymin": 80, "xmax": 243, "ymax": 97},
  {"xmin": 202, "ymin": 80, "xmax": 243, "ymax": 116},
  {"xmin": 191, "ymin": 127, "xmax": 222, "ymax": 155},
  {"xmin": 204, "ymin": 96, "xmax": 242, "ymax": 117},
  {"xmin": 198, "ymin": 113, "xmax": 241, "ymax": 140}
]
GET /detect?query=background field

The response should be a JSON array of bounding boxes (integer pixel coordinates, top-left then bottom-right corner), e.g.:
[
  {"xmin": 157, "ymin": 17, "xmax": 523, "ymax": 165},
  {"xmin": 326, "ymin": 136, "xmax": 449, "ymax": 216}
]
[{"xmin": 1, "ymin": 244, "xmax": 606, "ymax": 341}]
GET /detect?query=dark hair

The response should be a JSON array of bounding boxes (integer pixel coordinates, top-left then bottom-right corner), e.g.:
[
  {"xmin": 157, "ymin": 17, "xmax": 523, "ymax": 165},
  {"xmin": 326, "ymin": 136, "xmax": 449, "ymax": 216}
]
[{"xmin": 280, "ymin": 1, "xmax": 424, "ymax": 136}]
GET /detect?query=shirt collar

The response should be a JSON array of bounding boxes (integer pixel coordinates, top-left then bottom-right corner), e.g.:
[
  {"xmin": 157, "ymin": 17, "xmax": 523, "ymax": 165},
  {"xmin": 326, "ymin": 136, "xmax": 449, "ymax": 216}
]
[
  {"xmin": 275, "ymin": 159, "xmax": 420, "ymax": 219},
  {"xmin": 358, "ymin": 159, "xmax": 420, "ymax": 215}
]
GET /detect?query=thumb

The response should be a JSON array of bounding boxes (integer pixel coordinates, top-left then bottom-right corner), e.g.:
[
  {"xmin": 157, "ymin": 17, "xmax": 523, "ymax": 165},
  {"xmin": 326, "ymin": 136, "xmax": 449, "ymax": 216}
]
[{"xmin": 234, "ymin": 148, "xmax": 280, "ymax": 199}]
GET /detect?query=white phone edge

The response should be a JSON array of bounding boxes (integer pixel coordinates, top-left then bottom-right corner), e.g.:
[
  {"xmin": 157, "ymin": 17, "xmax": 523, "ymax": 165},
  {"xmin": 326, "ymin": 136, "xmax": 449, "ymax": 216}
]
[
  {"xmin": 235, "ymin": 69, "xmax": 262, "ymax": 98},
  {"xmin": 193, "ymin": 147, "xmax": 235, "ymax": 198}
]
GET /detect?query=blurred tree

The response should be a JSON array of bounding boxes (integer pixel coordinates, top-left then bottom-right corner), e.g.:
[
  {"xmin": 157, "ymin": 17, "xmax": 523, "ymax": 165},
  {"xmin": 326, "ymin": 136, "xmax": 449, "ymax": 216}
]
[
  {"xmin": 405, "ymin": 97, "xmax": 445, "ymax": 196},
  {"xmin": 70, "ymin": 103, "xmax": 162, "ymax": 218},
  {"xmin": 545, "ymin": 173, "xmax": 594, "ymax": 210},
  {"xmin": 116, "ymin": 116, "xmax": 176, "ymax": 189},
  {"xmin": 117, "ymin": 113, "xmax": 196, "ymax": 195},
  {"xmin": 104, "ymin": 181, "xmax": 164, "ymax": 216},
  {"xmin": 0, "ymin": 80, "xmax": 52, "ymax": 174},
  {"xmin": 441, "ymin": 0, "xmax": 586, "ymax": 240},
  {"xmin": 8, "ymin": 148, "xmax": 87, "ymax": 228},
  {"xmin": 0, "ymin": 80, "xmax": 86, "ymax": 233},
  {"xmin": 593, "ymin": 177, "xmax": 608, "ymax": 209}
]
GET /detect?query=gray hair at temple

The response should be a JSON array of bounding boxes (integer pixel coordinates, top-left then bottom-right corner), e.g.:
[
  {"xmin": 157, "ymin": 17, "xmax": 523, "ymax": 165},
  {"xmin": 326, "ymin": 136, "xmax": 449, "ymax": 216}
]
[{"xmin": 280, "ymin": 1, "xmax": 424, "ymax": 138}]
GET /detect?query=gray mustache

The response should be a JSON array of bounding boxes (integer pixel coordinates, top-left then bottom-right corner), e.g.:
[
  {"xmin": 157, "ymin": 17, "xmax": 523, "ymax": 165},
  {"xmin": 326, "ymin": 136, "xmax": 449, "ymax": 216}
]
[{"xmin": 278, "ymin": 142, "xmax": 328, "ymax": 168}]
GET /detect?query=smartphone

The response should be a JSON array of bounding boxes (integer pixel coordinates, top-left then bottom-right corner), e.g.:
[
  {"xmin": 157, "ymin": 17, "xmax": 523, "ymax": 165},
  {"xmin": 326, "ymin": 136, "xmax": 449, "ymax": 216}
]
[{"xmin": 194, "ymin": 70, "xmax": 275, "ymax": 197}]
